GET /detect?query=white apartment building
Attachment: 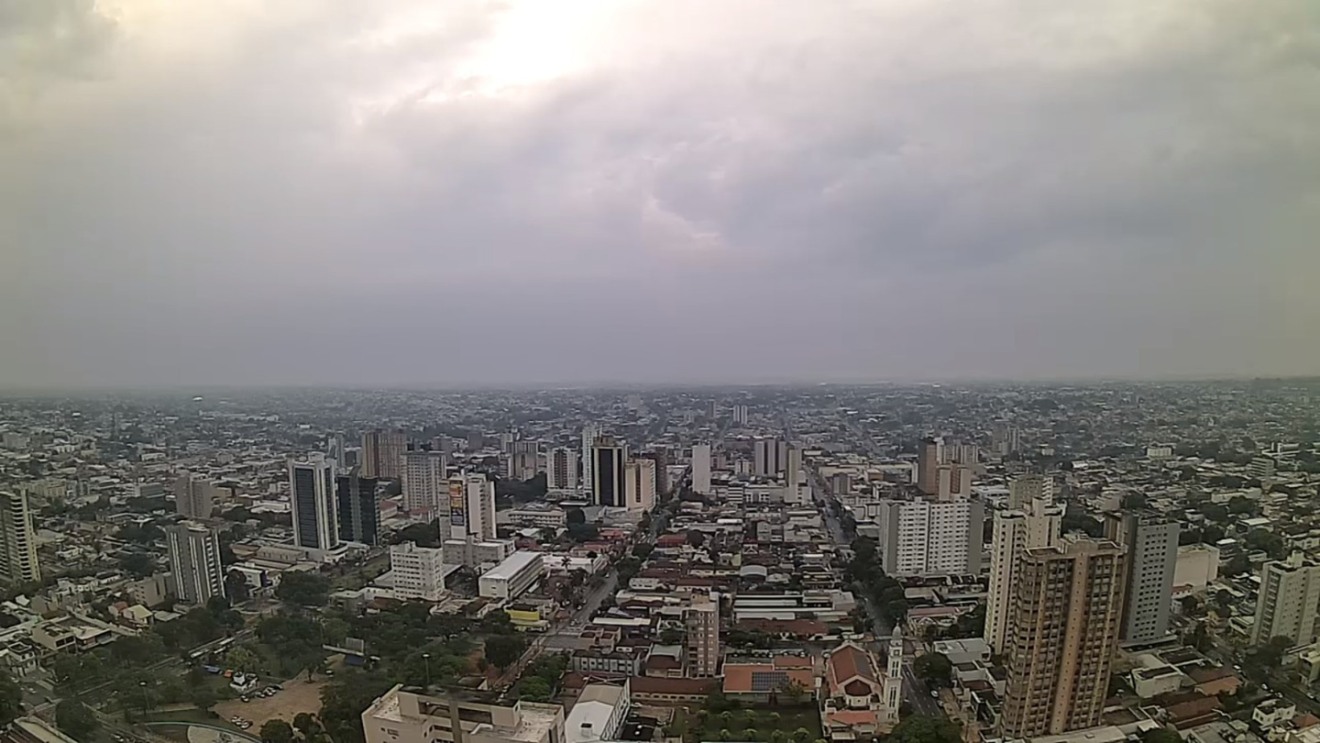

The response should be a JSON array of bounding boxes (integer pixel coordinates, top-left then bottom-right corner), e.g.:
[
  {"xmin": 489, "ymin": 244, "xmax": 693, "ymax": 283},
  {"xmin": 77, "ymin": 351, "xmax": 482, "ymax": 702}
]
[
  {"xmin": 389, "ymin": 541, "xmax": 448, "ymax": 602},
  {"xmin": 545, "ymin": 447, "xmax": 578, "ymax": 491},
  {"xmin": 1008, "ymin": 474, "xmax": 1054, "ymax": 509},
  {"xmin": 685, "ymin": 592, "xmax": 720, "ymax": 677},
  {"xmin": 165, "ymin": 521, "xmax": 224, "ymax": 606},
  {"xmin": 624, "ymin": 458, "xmax": 656, "ymax": 513},
  {"xmin": 876, "ymin": 498, "xmax": 984, "ymax": 577},
  {"xmin": 173, "ymin": 473, "xmax": 215, "ymax": 519},
  {"xmin": 502, "ymin": 504, "xmax": 568, "ymax": 530},
  {"xmin": 479, "ymin": 551, "xmax": 545, "ymax": 601},
  {"xmin": 984, "ymin": 496, "xmax": 1063, "ymax": 653},
  {"xmin": 0, "ymin": 490, "xmax": 40, "ymax": 584},
  {"xmin": 443, "ymin": 538, "xmax": 515, "ymax": 571},
  {"xmin": 691, "ymin": 444, "xmax": 712, "ymax": 495},
  {"xmin": 440, "ymin": 473, "xmax": 497, "ymax": 543},
  {"xmin": 401, "ymin": 450, "xmax": 448, "ymax": 515},
  {"xmin": 1253, "ymin": 552, "xmax": 1320, "ymax": 645}
]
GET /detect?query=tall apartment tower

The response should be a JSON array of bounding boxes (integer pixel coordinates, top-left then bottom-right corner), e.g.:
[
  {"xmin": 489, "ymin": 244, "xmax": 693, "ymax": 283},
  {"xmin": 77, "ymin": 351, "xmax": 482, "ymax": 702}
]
[
  {"xmin": 624, "ymin": 458, "xmax": 657, "ymax": 513},
  {"xmin": 507, "ymin": 441, "xmax": 540, "ymax": 481},
  {"xmin": 580, "ymin": 423, "xmax": 600, "ymax": 492},
  {"xmin": 691, "ymin": 444, "xmax": 712, "ymax": 495},
  {"xmin": 1001, "ymin": 537, "xmax": 1126, "ymax": 739},
  {"xmin": 1105, "ymin": 510, "xmax": 1180, "ymax": 645},
  {"xmin": 545, "ymin": 447, "xmax": 578, "ymax": 491},
  {"xmin": 752, "ymin": 437, "xmax": 788, "ymax": 478},
  {"xmin": 784, "ymin": 445, "xmax": 802, "ymax": 498},
  {"xmin": 337, "ymin": 468, "xmax": 381, "ymax": 545},
  {"xmin": 917, "ymin": 437, "xmax": 944, "ymax": 495},
  {"xmin": 876, "ymin": 498, "xmax": 985, "ymax": 577},
  {"xmin": 1252, "ymin": 553, "xmax": 1320, "ymax": 645},
  {"xmin": 173, "ymin": 473, "xmax": 214, "ymax": 519},
  {"xmin": 401, "ymin": 450, "xmax": 448, "ymax": 515},
  {"xmin": 362, "ymin": 429, "xmax": 406, "ymax": 479},
  {"xmin": 591, "ymin": 436, "xmax": 628, "ymax": 508},
  {"xmin": 985, "ymin": 495, "xmax": 1064, "ymax": 653},
  {"xmin": 0, "ymin": 491, "xmax": 40, "ymax": 585},
  {"xmin": 165, "ymin": 521, "xmax": 225, "ymax": 606},
  {"xmin": 289, "ymin": 455, "xmax": 339, "ymax": 555},
  {"xmin": 1008, "ymin": 474, "xmax": 1054, "ymax": 509},
  {"xmin": 441, "ymin": 473, "xmax": 497, "ymax": 543},
  {"xmin": 685, "ymin": 593, "xmax": 720, "ymax": 677}
]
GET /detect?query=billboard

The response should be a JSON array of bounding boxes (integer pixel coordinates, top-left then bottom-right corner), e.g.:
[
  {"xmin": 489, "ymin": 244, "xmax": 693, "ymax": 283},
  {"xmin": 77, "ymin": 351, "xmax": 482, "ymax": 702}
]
[{"xmin": 449, "ymin": 479, "xmax": 466, "ymax": 527}]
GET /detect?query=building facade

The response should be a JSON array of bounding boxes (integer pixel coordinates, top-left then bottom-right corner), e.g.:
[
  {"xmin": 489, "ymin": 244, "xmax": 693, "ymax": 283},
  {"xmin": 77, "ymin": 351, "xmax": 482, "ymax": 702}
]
[
  {"xmin": 753, "ymin": 437, "xmax": 787, "ymax": 478},
  {"xmin": 691, "ymin": 444, "xmax": 712, "ymax": 495},
  {"xmin": 401, "ymin": 450, "xmax": 447, "ymax": 515},
  {"xmin": 362, "ymin": 429, "xmax": 406, "ymax": 480},
  {"xmin": 389, "ymin": 542, "xmax": 447, "ymax": 601},
  {"xmin": 1253, "ymin": 553, "xmax": 1320, "ymax": 645},
  {"xmin": 545, "ymin": 447, "xmax": 578, "ymax": 491},
  {"xmin": 336, "ymin": 469, "xmax": 381, "ymax": 545},
  {"xmin": 173, "ymin": 473, "xmax": 214, "ymax": 519},
  {"xmin": 289, "ymin": 455, "xmax": 339, "ymax": 555},
  {"xmin": 591, "ymin": 436, "xmax": 627, "ymax": 508},
  {"xmin": 0, "ymin": 491, "xmax": 40, "ymax": 585},
  {"xmin": 985, "ymin": 495, "xmax": 1063, "ymax": 653},
  {"xmin": 684, "ymin": 593, "xmax": 720, "ymax": 677},
  {"xmin": 165, "ymin": 521, "xmax": 224, "ymax": 606},
  {"xmin": 1000, "ymin": 537, "xmax": 1126, "ymax": 739},
  {"xmin": 479, "ymin": 551, "xmax": 545, "ymax": 600},
  {"xmin": 1106, "ymin": 510, "xmax": 1180, "ymax": 645},
  {"xmin": 361, "ymin": 686, "xmax": 565, "ymax": 743},
  {"xmin": 876, "ymin": 498, "xmax": 985, "ymax": 577},
  {"xmin": 624, "ymin": 458, "xmax": 656, "ymax": 513}
]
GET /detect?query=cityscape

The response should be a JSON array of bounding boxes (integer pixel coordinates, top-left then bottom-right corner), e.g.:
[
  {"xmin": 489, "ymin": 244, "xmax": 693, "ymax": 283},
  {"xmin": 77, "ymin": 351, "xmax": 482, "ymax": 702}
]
[{"xmin": 0, "ymin": 382, "xmax": 1316, "ymax": 743}]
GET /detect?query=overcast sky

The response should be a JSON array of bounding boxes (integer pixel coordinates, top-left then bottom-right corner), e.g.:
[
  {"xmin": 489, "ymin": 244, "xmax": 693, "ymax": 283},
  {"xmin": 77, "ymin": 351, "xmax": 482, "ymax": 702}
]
[{"xmin": 3, "ymin": 0, "xmax": 1318, "ymax": 389}]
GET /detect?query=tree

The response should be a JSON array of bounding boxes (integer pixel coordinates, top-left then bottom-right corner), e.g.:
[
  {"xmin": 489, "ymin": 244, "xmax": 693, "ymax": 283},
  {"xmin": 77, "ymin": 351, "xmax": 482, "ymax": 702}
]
[
  {"xmin": 320, "ymin": 671, "xmax": 394, "ymax": 743},
  {"xmin": 55, "ymin": 700, "xmax": 99, "ymax": 740},
  {"xmin": 1121, "ymin": 493, "xmax": 1147, "ymax": 510},
  {"xmin": 227, "ymin": 646, "xmax": 262, "ymax": 674},
  {"xmin": 632, "ymin": 543, "xmax": 654, "ymax": 560},
  {"xmin": 888, "ymin": 715, "xmax": 962, "ymax": 743},
  {"xmin": 293, "ymin": 712, "xmax": 322, "ymax": 738},
  {"xmin": 277, "ymin": 571, "xmax": 332, "ymax": 607},
  {"xmin": 119, "ymin": 551, "xmax": 156, "ymax": 578},
  {"xmin": 913, "ymin": 653, "xmax": 953, "ymax": 689},
  {"xmin": 781, "ymin": 679, "xmax": 808, "ymax": 705},
  {"xmin": 260, "ymin": 718, "xmax": 296, "ymax": 743},
  {"xmin": 226, "ymin": 570, "xmax": 252, "ymax": 603},
  {"xmin": 517, "ymin": 676, "xmax": 552, "ymax": 702},
  {"xmin": 793, "ymin": 728, "xmax": 813, "ymax": 743},
  {"xmin": 718, "ymin": 730, "xmax": 733, "ymax": 742},
  {"xmin": 1223, "ymin": 553, "xmax": 1252, "ymax": 578},
  {"xmin": 485, "ymin": 634, "xmax": 527, "ymax": 670},
  {"xmin": 393, "ymin": 522, "xmax": 441, "ymax": 548},
  {"xmin": 1179, "ymin": 596, "xmax": 1201, "ymax": 616},
  {"xmin": 686, "ymin": 530, "xmax": 707, "ymax": 548},
  {"xmin": 566, "ymin": 508, "xmax": 586, "ymax": 526},
  {"xmin": 1140, "ymin": 729, "xmax": 1181, "ymax": 743}
]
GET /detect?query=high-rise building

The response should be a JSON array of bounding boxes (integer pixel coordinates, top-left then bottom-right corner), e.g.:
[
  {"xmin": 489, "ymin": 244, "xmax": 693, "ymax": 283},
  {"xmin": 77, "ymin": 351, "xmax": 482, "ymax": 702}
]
[
  {"xmin": 691, "ymin": 444, "xmax": 712, "ymax": 495},
  {"xmin": 876, "ymin": 498, "xmax": 985, "ymax": 577},
  {"xmin": 327, "ymin": 433, "xmax": 347, "ymax": 465},
  {"xmin": 507, "ymin": 441, "xmax": 540, "ymax": 481},
  {"xmin": 0, "ymin": 491, "xmax": 40, "ymax": 585},
  {"xmin": 1105, "ymin": 510, "xmax": 1179, "ymax": 645},
  {"xmin": 1001, "ymin": 537, "xmax": 1126, "ymax": 739},
  {"xmin": 580, "ymin": 423, "xmax": 600, "ymax": 490},
  {"xmin": 362, "ymin": 429, "xmax": 406, "ymax": 480},
  {"xmin": 388, "ymin": 542, "xmax": 447, "ymax": 602},
  {"xmin": 545, "ymin": 447, "xmax": 578, "ymax": 491},
  {"xmin": 685, "ymin": 592, "xmax": 720, "ymax": 677},
  {"xmin": 289, "ymin": 455, "xmax": 339, "ymax": 555},
  {"xmin": 337, "ymin": 469, "xmax": 381, "ymax": 545},
  {"xmin": 731, "ymin": 405, "xmax": 749, "ymax": 426},
  {"xmin": 1008, "ymin": 474, "xmax": 1053, "ymax": 509},
  {"xmin": 401, "ymin": 450, "xmax": 447, "ymax": 515},
  {"xmin": 752, "ymin": 437, "xmax": 788, "ymax": 478},
  {"xmin": 932, "ymin": 463, "xmax": 973, "ymax": 502},
  {"xmin": 1252, "ymin": 553, "xmax": 1320, "ymax": 645},
  {"xmin": 173, "ymin": 473, "xmax": 214, "ymax": 519},
  {"xmin": 591, "ymin": 436, "xmax": 627, "ymax": 508},
  {"xmin": 917, "ymin": 437, "xmax": 944, "ymax": 495},
  {"xmin": 624, "ymin": 458, "xmax": 656, "ymax": 513},
  {"xmin": 441, "ymin": 473, "xmax": 497, "ymax": 543},
  {"xmin": 985, "ymin": 496, "xmax": 1064, "ymax": 653},
  {"xmin": 165, "ymin": 521, "xmax": 224, "ymax": 606},
  {"xmin": 992, "ymin": 421, "xmax": 1022, "ymax": 456}
]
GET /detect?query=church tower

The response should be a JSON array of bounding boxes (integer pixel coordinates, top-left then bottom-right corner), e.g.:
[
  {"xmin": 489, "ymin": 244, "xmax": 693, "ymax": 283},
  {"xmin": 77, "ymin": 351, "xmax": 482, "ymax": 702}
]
[{"xmin": 884, "ymin": 628, "xmax": 904, "ymax": 718}]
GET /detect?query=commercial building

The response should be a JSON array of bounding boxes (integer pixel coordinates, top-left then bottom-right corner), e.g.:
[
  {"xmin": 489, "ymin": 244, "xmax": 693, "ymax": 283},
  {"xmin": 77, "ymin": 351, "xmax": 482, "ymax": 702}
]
[
  {"xmin": 0, "ymin": 491, "xmax": 40, "ymax": 585},
  {"xmin": 443, "ymin": 539, "xmax": 515, "ymax": 571},
  {"xmin": 1252, "ymin": 552, "xmax": 1320, "ymax": 645},
  {"xmin": 590, "ymin": 436, "xmax": 627, "ymax": 508},
  {"xmin": 441, "ymin": 473, "xmax": 497, "ymax": 543},
  {"xmin": 565, "ymin": 682, "xmax": 630, "ymax": 743},
  {"xmin": 917, "ymin": 437, "xmax": 944, "ymax": 495},
  {"xmin": 1000, "ymin": 536, "xmax": 1126, "ymax": 739},
  {"xmin": 165, "ymin": 521, "xmax": 224, "ymax": 606},
  {"xmin": 753, "ymin": 437, "xmax": 787, "ymax": 478},
  {"xmin": 401, "ymin": 450, "xmax": 448, "ymax": 515},
  {"xmin": 545, "ymin": 447, "xmax": 578, "ymax": 492},
  {"xmin": 624, "ymin": 458, "xmax": 656, "ymax": 513},
  {"xmin": 479, "ymin": 551, "xmax": 545, "ymax": 601},
  {"xmin": 362, "ymin": 429, "xmax": 406, "ymax": 480},
  {"xmin": 685, "ymin": 592, "xmax": 720, "ymax": 677},
  {"xmin": 337, "ymin": 468, "xmax": 381, "ymax": 545},
  {"xmin": 985, "ymin": 494, "xmax": 1063, "ymax": 653},
  {"xmin": 1174, "ymin": 545, "xmax": 1220, "ymax": 595},
  {"xmin": 1106, "ymin": 510, "xmax": 1180, "ymax": 645},
  {"xmin": 784, "ymin": 445, "xmax": 802, "ymax": 498},
  {"xmin": 173, "ymin": 473, "xmax": 214, "ymax": 519},
  {"xmin": 502, "ymin": 504, "xmax": 568, "ymax": 530},
  {"xmin": 580, "ymin": 423, "xmax": 600, "ymax": 494},
  {"xmin": 389, "ymin": 542, "xmax": 447, "ymax": 602},
  {"xmin": 1008, "ymin": 474, "xmax": 1054, "ymax": 509},
  {"xmin": 916, "ymin": 437, "xmax": 973, "ymax": 500},
  {"xmin": 361, "ymin": 685, "xmax": 565, "ymax": 743},
  {"xmin": 875, "ymin": 498, "xmax": 985, "ymax": 577},
  {"xmin": 289, "ymin": 455, "xmax": 339, "ymax": 555},
  {"xmin": 507, "ymin": 441, "xmax": 540, "ymax": 482},
  {"xmin": 691, "ymin": 444, "xmax": 711, "ymax": 495}
]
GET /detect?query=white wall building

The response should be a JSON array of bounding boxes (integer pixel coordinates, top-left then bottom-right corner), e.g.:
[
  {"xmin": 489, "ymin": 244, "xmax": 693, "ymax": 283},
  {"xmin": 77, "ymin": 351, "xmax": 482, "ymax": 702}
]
[
  {"xmin": 165, "ymin": 521, "xmax": 225, "ymax": 606},
  {"xmin": 1174, "ymin": 544, "xmax": 1221, "ymax": 595},
  {"xmin": 440, "ymin": 473, "xmax": 497, "ymax": 543},
  {"xmin": 389, "ymin": 541, "xmax": 448, "ymax": 602},
  {"xmin": 691, "ymin": 444, "xmax": 712, "ymax": 496},
  {"xmin": 876, "ymin": 498, "xmax": 984, "ymax": 577},
  {"xmin": 479, "ymin": 551, "xmax": 545, "ymax": 600},
  {"xmin": 401, "ymin": 450, "xmax": 447, "ymax": 515},
  {"xmin": 624, "ymin": 458, "xmax": 656, "ymax": 513},
  {"xmin": 985, "ymin": 495, "xmax": 1063, "ymax": 653}
]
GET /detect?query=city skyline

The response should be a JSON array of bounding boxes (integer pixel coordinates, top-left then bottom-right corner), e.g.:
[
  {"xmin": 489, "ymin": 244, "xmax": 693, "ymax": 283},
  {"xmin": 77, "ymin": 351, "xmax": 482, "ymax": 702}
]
[{"xmin": 4, "ymin": 0, "xmax": 1319, "ymax": 388}]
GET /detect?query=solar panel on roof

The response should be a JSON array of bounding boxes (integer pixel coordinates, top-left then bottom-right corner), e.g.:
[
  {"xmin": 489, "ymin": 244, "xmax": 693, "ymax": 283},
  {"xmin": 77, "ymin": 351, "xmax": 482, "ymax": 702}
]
[{"xmin": 750, "ymin": 670, "xmax": 789, "ymax": 692}]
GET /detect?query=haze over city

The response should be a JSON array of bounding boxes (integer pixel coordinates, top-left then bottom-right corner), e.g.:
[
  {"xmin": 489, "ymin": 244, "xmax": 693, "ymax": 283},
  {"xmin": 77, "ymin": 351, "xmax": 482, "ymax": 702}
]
[{"xmin": 4, "ymin": 0, "xmax": 1319, "ymax": 388}]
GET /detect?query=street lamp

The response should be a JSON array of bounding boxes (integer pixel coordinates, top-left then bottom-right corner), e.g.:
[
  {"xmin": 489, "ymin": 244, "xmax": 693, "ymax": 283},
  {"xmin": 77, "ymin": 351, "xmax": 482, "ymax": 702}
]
[{"xmin": 422, "ymin": 653, "xmax": 431, "ymax": 689}]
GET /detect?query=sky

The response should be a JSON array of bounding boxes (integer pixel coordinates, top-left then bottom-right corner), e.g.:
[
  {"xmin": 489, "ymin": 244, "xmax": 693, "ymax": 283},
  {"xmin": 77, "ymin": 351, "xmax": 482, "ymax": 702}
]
[{"xmin": 3, "ymin": 0, "xmax": 1319, "ymax": 389}]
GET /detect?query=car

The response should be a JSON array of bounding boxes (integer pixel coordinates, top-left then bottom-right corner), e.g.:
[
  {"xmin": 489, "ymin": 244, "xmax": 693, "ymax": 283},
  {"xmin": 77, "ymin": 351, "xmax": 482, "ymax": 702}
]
[
  {"xmin": 271, "ymin": 684, "xmax": 283, "ymax": 691},
  {"xmin": 240, "ymin": 695, "xmax": 250, "ymax": 703},
  {"xmin": 930, "ymin": 690, "xmax": 939, "ymax": 698}
]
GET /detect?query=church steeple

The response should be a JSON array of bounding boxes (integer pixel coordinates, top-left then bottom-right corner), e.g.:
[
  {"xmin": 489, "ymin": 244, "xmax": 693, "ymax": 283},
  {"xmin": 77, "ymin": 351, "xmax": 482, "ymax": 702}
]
[{"xmin": 884, "ymin": 628, "xmax": 904, "ymax": 717}]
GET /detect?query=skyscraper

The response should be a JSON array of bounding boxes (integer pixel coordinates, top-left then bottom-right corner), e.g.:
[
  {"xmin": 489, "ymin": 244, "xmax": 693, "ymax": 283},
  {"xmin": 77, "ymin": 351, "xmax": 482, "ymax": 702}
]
[
  {"xmin": 591, "ymin": 435, "xmax": 627, "ymax": 508},
  {"xmin": 289, "ymin": 455, "xmax": 339, "ymax": 555},
  {"xmin": 580, "ymin": 423, "xmax": 600, "ymax": 491},
  {"xmin": 507, "ymin": 441, "xmax": 540, "ymax": 481},
  {"xmin": 1105, "ymin": 510, "xmax": 1179, "ymax": 645},
  {"xmin": 784, "ymin": 444, "xmax": 802, "ymax": 497},
  {"xmin": 173, "ymin": 472, "xmax": 214, "ymax": 519},
  {"xmin": 917, "ymin": 437, "xmax": 944, "ymax": 495},
  {"xmin": 1252, "ymin": 553, "xmax": 1320, "ymax": 645},
  {"xmin": 165, "ymin": 521, "xmax": 224, "ymax": 606},
  {"xmin": 362, "ymin": 429, "xmax": 406, "ymax": 480},
  {"xmin": 691, "ymin": 444, "xmax": 712, "ymax": 495},
  {"xmin": 1001, "ymin": 536, "xmax": 1126, "ymax": 739},
  {"xmin": 0, "ymin": 491, "xmax": 40, "ymax": 585},
  {"xmin": 752, "ymin": 437, "xmax": 787, "ymax": 478},
  {"xmin": 401, "ymin": 450, "xmax": 447, "ymax": 515},
  {"xmin": 337, "ymin": 468, "xmax": 381, "ymax": 545},
  {"xmin": 624, "ymin": 458, "xmax": 656, "ymax": 513},
  {"xmin": 441, "ymin": 473, "xmax": 497, "ymax": 543},
  {"xmin": 546, "ymin": 447, "xmax": 578, "ymax": 491},
  {"xmin": 875, "ymin": 498, "xmax": 984, "ymax": 577},
  {"xmin": 985, "ymin": 495, "xmax": 1064, "ymax": 653}
]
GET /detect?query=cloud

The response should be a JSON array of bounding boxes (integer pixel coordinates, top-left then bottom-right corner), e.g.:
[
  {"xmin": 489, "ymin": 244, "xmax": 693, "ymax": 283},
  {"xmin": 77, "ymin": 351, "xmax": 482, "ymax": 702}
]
[{"xmin": 2, "ymin": 0, "xmax": 1319, "ymax": 388}]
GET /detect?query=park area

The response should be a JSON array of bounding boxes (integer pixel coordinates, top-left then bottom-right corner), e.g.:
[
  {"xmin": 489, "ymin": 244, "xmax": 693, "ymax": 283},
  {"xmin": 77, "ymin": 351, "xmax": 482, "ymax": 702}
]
[{"xmin": 679, "ymin": 705, "xmax": 823, "ymax": 743}]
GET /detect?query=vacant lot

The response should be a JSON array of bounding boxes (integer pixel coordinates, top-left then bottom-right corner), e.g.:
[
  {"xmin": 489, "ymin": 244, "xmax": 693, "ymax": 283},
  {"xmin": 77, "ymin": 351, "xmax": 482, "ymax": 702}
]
[{"xmin": 213, "ymin": 677, "xmax": 326, "ymax": 729}]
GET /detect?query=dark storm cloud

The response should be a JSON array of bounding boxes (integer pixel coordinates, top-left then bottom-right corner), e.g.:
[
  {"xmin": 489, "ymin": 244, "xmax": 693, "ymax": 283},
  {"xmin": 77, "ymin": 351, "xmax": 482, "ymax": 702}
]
[{"xmin": 2, "ymin": 0, "xmax": 1319, "ymax": 388}]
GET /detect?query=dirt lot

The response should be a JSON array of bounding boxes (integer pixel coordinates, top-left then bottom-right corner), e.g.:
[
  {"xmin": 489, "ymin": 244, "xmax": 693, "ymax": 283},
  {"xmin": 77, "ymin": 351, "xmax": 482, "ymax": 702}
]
[{"xmin": 213, "ymin": 677, "xmax": 327, "ymax": 729}]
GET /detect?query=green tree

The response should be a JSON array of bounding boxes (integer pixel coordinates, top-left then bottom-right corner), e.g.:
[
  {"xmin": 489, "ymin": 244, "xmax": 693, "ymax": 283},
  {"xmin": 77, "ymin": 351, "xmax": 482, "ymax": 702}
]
[
  {"xmin": 1223, "ymin": 553, "xmax": 1252, "ymax": 578},
  {"xmin": 566, "ymin": 508, "xmax": 586, "ymax": 525},
  {"xmin": 227, "ymin": 645, "xmax": 262, "ymax": 674},
  {"xmin": 319, "ymin": 671, "xmax": 394, "ymax": 743},
  {"xmin": 119, "ymin": 551, "xmax": 156, "ymax": 578},
  {"xmin": 517, "ymin": 677, "xmax": 552, "ymax": 702},
  {"xmin": 1141, "ymin": 729, "xmax": 1183, "ymax": 743},
  {"xmin": 484, "ymin": 634, "xmax": 527, "ymax": 670},
  {"xmin": 686, "ymin": 530, "xmax": 707, "ymax": 547},
  {"xmin": 913, "ymin": 653, "xmax": 954, "ymax": 689},
  {"xmin": 55, "ymin": 700, "xmax": 99, "ymax": 739},
  {"xmin": 793, "ymin": 728, "xmax": 813, "ymax": 743},
  {"xmin": 745, "ymin": 728, "xmax": 760, "ymax": 742},
  {"xmin": 781, "ymin": 679, "xmax": 808, "ymax": 705},
  {"xmin": 260, "ymin": 718, "xmax": 296, "ymax": 743},
  {"xmin": 276, "ymin": 572, "xmax": 332, "ymax": 607},
  {"xmin": 293, "ymin": 712, "xmax": 321, "ymax": 738},
  {"xmin": 226, "ymin": 570, "xmax": 252, "ymax": 603},
  {"xmin": 718, "ymin": 730, "xmax": 733, "ymax": 742},
  {"xmin": 888, "ymin": 715, "xmax": 962, "ymax": 743}
]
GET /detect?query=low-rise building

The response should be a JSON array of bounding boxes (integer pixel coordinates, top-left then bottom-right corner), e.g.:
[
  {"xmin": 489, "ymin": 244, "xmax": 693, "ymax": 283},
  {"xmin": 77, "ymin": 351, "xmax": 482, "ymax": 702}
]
[
  {"xmin": 361, "ymin": 685, "xmax": 565, "ymax": 743},
  {"xmin": 479, "ymin": 552, "xmax": 545, "ymax": 601},
  {"xmin": 564, "ymin": 682, "xmax": 629, "ymax": 743}
]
